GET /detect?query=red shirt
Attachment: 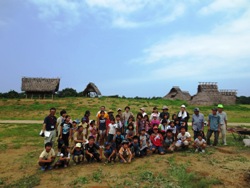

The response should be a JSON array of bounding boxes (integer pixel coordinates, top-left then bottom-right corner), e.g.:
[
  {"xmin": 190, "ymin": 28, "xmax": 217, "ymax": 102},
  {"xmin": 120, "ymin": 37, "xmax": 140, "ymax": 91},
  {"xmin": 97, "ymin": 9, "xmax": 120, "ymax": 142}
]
[{"xmin": 150, "ymin": 133, "xmax": 163, "ymax": 146}]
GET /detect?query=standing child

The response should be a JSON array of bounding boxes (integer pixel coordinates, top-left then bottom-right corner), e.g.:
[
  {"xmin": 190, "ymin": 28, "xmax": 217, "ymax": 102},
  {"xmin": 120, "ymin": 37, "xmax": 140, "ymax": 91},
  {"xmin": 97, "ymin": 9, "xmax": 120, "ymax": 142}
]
[
  {"xmin": 150, "ymin": 125, "xmax": 165, "ymax": 155},
  {"xmin": 119, "ymin": 140, "xmax": 132, "ymax": 163},
  {"xmin": 72, "ymin": 143, "xmax": 84, "ymax": 165},
  {"xmin": 85, "ymin": 136, "xmax": 102, "ymax": 163},
  {"xmin": 175, "ymin": 127, "xmax": 192, "ymax": 149},
  {"xmin": 98, "ymin": 111, "xmax": 108, "ymax": 148},
  {"xmin": 167, "ymin": 120, "xmax": 177, "ymax": 141},
  {"xmin": 107, "ymin": 118, "xmax": 117, "ymax": 143},
  {"xmin": 38, "ymin": 142, "xmax": 56, "ymax": 171},
  {"xmin": 193, "ymin": 134, "xmax": 206, "ymax": 153},
  {"xmin": 139, "ymin": 128, "xmax": 149, "ymax": 156},
  {"xmin": 59, "ymin": 115, "xmax": 72, "ymax": 148},
  {"xmin": 126, "ymin": 123, "xmax": 135, "ymax": 141},
  {"xmin": 89, "ymin": 120, "xmax": 98, "ymax": 143},
  {"xmin": 116, "ymin": 115, "xmax": 123, "ymax": 133},
  {"xmin": 104, "ymin": 142, "xmax": 116, "ymax": 163},
  {"xmin": 54, "ymin": 145, "xmax": 71, "ymax": 168},
  {"xmin": 114, "ymin": 129, "xmax": 125, "ymax": 152}
]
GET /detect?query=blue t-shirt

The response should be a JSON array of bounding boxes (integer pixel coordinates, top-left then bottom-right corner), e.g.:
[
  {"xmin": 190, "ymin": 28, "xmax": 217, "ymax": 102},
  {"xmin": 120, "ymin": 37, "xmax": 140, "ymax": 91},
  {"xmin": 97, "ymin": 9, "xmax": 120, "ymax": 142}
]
[{"xmin": 208, "ymin": 114, "xmax": 220, "ymax": 131}]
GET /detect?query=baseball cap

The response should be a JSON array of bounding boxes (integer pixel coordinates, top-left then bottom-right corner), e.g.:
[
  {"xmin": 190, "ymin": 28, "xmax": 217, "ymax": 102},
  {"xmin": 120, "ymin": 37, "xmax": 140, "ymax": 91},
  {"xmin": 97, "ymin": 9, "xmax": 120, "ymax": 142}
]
[
  {"xmin": 217, "ymin": 104, "xmax": 224, "ymax": 108},
  {"xmin": 181, "ymin": 105, "xmax": 186, "ymax": 108},
  {"xmin": 162, "ymin": 106, "xmax": 169, "ymax": 110},
  {"xmin": 194, "ymin": 108, "xmax": 199, "ymax": 112},
  {"xmin": 104, "ymin": 142, "xmax": 111, "ymax": 147},
  {"xmin": 76, "ymin": 143, "xmax": 81, "ymax": 148}
]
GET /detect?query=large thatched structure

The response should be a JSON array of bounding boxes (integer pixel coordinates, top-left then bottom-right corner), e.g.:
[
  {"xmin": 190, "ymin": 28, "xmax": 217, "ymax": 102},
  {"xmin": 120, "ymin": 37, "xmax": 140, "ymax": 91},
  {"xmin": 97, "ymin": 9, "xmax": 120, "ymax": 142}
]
[
  {"xmin": 164, "ymin": 86, "xmax": 191, "ymax": 101},
  {"xmin": 82, "ymin": 82, "xmax": 102, "ymax": 97},
  {"xmin": 21, "ymin": 77, "xmax": 60, "ymax": 99},
  {"xmin": 190, "ymin": 82, "xmax": 237, "ymax": 105}
]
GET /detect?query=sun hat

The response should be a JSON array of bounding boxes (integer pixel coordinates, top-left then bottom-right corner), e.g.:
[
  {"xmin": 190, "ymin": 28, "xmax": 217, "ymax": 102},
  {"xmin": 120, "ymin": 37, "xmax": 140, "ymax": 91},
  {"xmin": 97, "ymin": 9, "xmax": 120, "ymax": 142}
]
[
  {"xmin": 181, "ymin": 105, "xmax": 186, "ymax": 108},
  {"xmin": 162, "ymin": 106, "xmax": 169, "ymax": 110},
  {"xmin": 108, "ymin": 110, "xmax": 114, "ymax": 113},
  {"xmin": 117, "ymin": 108, "xmax": 122, "ymax": 112},
  {"xmin": 140, "ymin": 107, "xmax": 145, "ymax": 111}
]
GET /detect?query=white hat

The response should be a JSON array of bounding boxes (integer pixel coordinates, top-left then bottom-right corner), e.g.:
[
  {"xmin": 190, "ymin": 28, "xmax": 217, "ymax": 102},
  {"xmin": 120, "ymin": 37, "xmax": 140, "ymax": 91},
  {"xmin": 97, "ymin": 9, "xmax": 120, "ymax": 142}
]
[
  {"xmin": 181, "ymin": 105, "xmax": 186, "ymax": 108},
  {"xmin": 76, "ymin": 143, "xmax": 81, "ymax": 148},
  {"xmin": 140, "ymin": 107, "xmax": 145, "ymax": 111},
  {"xmin": 162, "ymin": 106, "xmax": 169, "ymax": 110},
  {"xmin": 152, "ymin": 113, "xmax": 158, "ymax": 117}
]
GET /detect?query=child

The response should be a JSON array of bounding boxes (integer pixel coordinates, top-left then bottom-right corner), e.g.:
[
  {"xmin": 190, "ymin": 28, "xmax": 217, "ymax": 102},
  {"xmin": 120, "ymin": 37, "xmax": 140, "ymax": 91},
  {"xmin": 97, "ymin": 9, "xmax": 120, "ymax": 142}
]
[
  {"xmin": 150, "ymin": 114, "xmax": 160, "ymax": 127},
  {"xmin": 139, "ymin": 128, "xmax": 149, "ymax": 156},
  {"xmin": 54, "ymin": 145, "xmax": 71, "ymax": 168},
  {"xmin": 104, "ymin": 142, "xmax": 116, "ymax": 163},
  {"xmin": 115, "ymin": 129, "xmax": 125, "ymax": 151},
  {"xmin": 119, "ymin": 140, "xmax": 132, "ymax": 163},
  {"xmin": 107, "ymin": 118, "xmax": 117, "ymax": 142},
  {"xmin": 38, "ymin": 142, "xmax": 56, "ymax": 171},
  {"xmin": 167, "ymin": 120, "xmax": 177, "ymax": 141},
  {"xmin": 164, "ymin": 130, "xmax": 175, "ymax": 152},
  {"xmin": 158, "ymin": 119, "xmax": 168, "ymax": 135},
  {"xmin": 126, "ymin": 123, "xmax": 135, "ymax": 141},
  {"xmin": 98, "ymin": 110, "xmax": 108, "ymax": 148},
  {"xmin": 130, "ymin": 136, "xmax": 140, "ymax": 158},
  {"xmin": 85, "ymin": 136, "xmax": 102, "ymax": 163},
  {"xmin": 136, "ymin": 113, "xmax": 145, "ymax": 135},
  {"xmin": 193, "ymin": 134, "xmax": 206, "ymax": 153},
  {"xmin": 59, "ymin": 115, "xmax": 72, "ymax": 150},
  {"xmin": 175, "ymin": 127, "xmax": 191, "ymax": 149},
  {"xmin": 150, "ymin": 125, "xmax": 164, "ymax": 155},
  {"xmin": 88, "ymin": 120, "xmax": 98, "ymax": 143},
  {"xmin": 116, "ymin": 115, "xmax": 123, "ymax": 133},
  {"xmin": 72, "ymin": 143, "xmax": 84, "ymax": 165}
]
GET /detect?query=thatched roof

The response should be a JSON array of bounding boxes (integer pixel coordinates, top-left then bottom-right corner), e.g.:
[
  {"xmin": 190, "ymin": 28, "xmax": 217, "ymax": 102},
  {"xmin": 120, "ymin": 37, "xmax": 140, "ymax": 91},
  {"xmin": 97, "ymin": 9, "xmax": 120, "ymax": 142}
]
[
  {"xmin": 82, "ymin": 82, "xmax": 102, "ymax": 96},
  {"xmin": 21, "ymin": 77, "xmax": 60, "ymax": 92},
  {"xmin": 164, "ymin": 86, "xmax": 191, "ymax": 101}
]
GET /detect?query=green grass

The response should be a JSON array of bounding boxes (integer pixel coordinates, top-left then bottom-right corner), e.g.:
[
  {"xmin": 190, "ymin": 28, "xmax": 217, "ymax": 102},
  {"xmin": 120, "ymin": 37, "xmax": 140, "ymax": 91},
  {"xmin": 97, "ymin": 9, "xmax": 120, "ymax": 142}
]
[{"xmin": 4, "ymin": 174, "xmax": 40, "ymax": 188}]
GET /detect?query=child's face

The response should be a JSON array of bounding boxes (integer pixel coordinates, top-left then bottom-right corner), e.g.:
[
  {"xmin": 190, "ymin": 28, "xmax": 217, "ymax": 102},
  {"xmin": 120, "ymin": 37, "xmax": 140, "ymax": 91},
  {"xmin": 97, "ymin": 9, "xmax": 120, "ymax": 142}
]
[
  {"xmin": 116, "ymin": 117, "xmax": 120, "ymax": 121},
  {"xmin": 89, "ymin": 139, "xmax": 94, "ymax": 145},
  {"xmin": 128, "ymin": 126, "xmax": 133, "ymax": 130},
  {"xmin": 198, "ymin": 136, "xmax": 202, "ymax": 140},
  {"xmin": 123, "ymin": 144, "xmax": 128, "ymax": 149},
  {"xmin": 170, "ymin": 123, "xmax": 175, "ymax": 127},
  {"xmin": 133, "ymin": 139, "xmax": 138, "ymax": 143},
  {"xmin": 117, "ymin": 131, "xmax": 121, "ymax": 135},
  {"xmin": 181, "ymin": 129, "xmax": 186, "ymax": 134},
  {"xmin": 75, "ymin": 147, "xmax": 81, "ymax": 151},
  {"xmin": 73, "ymin": 122, "xmax": 77, "ymax": 127},
  {"xmin": 105, "ymin": 145, "xmax": 111, "ymax": 150},
  {"xmin": 141, "ymin": 130, "xmax": 145, "ymax": 135},
  {"xmin": 100, "ymin": 112, "xmax": 105, "ymax": 117},
  {"xmin": 66, "ymin": 116, "xmax": 71, "ymax": 122},
  {"xmin": 111, "ymin": 120, "xmax": 115, "ymax": 124},
  {"xmin": 45, "ymin": 146, "xmax": 51, "ymax": 153},
  {"xmin": 67, "ymin": 147, "xmax": 71, "ymax": 152},
  {"xmin": 166, "ymin": 132, "xmax": 172, "ymax": 137},
  {"xmin": 153, "ymin": 129, "xmax": 158, "ymax": 133}
]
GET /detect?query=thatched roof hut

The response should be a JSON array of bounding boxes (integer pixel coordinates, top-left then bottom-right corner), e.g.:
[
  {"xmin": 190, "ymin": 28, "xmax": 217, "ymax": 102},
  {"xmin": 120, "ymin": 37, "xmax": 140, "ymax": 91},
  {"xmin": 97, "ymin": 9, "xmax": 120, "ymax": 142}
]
[
  {"xmin": 21, "ymin": 77, "xmax": 60, "ymax": 99},
  {"xmin": 164, "ymin": 86, "xmax": 191, "ymax": 101},
  {"xmin": 82, "ymin": 82, "xmax": 102, "ymax": 97}
]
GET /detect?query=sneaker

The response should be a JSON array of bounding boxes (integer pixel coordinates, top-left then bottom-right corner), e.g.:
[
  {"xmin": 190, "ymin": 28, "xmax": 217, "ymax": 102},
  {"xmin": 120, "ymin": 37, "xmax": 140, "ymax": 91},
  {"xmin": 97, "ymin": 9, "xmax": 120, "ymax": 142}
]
[
  {"xmin": 48, "ymin": 166, "xmax": 53, "ymax": 170},
  {"xmin": 57, "ymin": 152, "xmax": 61, "ymax": 157},
  {"xmin": 195, "ymin": 149, "xmax": 199, "ymax": 153},
  {"xmin": 40, "ymin": 166, "xmax": 46, "ymax": 171},
  {"xmin": 64, "ymin": 165, "xmax": 68, "ymax": 168},
  {"xmin": 202, "ymin": 150, "xmax": 205, "ymax": 153}
]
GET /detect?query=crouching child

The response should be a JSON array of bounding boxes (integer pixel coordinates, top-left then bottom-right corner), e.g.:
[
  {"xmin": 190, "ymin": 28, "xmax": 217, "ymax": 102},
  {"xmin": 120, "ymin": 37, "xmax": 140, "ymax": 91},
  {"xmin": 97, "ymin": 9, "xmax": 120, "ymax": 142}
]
[
  {"xmin": 38, "ymin": 142, "xmax": 55, "ymax": 171},
  {"xmin": 85, "ymin": 136, "xmax": 102, "ymax": 163},
  {"xmin": 150, "ymin": 125, "xmax": 165, "ymax": 155},
  {"xmin": 192, "ymin": 134, "xmax": 206, "ymax": 153},
  {"xmin": 72, "ymin": 143, "xmax": 84, "ymax": 165},
  {"xmin": 104, "ymin": 142, "xmax": 116, "ymax": 163},
  {"xmin": 130, "ymin": 136, "xmax": 140, "ymax": 158},
  {"xmin": 54, "ymin": 145, "xmax": 71, "ymax": 168},
  {"xmin": 175, "ymin": 127, "xmax": 191, "ymax": 149},
  {"xmin": 119, "ymin": 140, "xmax": 132, "ymax": 163},
  {"xmin": 164, "ymin": 130, "xmax": 175, "ymax": 152},
  {"xmin": 139, "ymin": 128, "xmax": 149, "ymax": 156}
]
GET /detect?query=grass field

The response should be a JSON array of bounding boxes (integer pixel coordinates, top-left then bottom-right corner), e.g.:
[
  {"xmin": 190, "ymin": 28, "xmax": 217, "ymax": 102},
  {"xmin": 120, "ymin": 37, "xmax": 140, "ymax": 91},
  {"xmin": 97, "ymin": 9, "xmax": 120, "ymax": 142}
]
[
  {"xmin": 0, "ymin": 97, "xmax": 250, "ymax": 187},
  {"xmin": 0, "ymin": 97, "xmax": 250, "ymax": 122},
  {"xmin": 0, "ymin": 124, "xmax": 249, "ymax": 187}
]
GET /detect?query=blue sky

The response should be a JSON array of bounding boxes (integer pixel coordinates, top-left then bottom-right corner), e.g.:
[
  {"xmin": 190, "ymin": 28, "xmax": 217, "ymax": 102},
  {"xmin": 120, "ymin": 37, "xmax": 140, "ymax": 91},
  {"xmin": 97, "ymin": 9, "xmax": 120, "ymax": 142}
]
[{"xmin": 0, "ymin": 0, "xmax": 250, "ymax": 97}]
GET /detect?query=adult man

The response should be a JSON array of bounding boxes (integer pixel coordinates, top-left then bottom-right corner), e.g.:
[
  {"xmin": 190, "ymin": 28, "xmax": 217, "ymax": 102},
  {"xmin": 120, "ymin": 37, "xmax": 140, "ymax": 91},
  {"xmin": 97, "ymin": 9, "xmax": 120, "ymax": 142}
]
[
  {"xmin": 217, "ymin": 104, "xmax": 228, "ymax": 145},
  {"xmin": 73, "ymin": 125, "xmax": 87, "ymax": 146},
  {"xmin": 177, "ymin": 105, "xmax": 190, "ymax": 131},
  {"xmin": 122, "ymin": 106, "xmax": 133, "ymax": 125},
  {"xmin": 207, "ymin": 108, "xmax": 221, "ymax": 146},
  {"xmin": 192, "ymin": 108, "xmax": 205, "ymax": 140},
  {"xmin": 42, "ymin": 108, "xmax": 57, "ymax": 146},
  {"xmin": 160, "ymin": 106, "xmax": 170, "ymax": 121}
]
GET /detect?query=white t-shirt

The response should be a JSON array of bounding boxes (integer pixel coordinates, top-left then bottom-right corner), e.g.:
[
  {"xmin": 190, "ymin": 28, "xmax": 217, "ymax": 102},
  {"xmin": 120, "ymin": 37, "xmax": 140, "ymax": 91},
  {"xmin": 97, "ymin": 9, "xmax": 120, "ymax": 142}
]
[
  {"xmin": 39, "ymin": 148, "xmax": 55, "ymax": 159},
  {"xmin": 194, "ymin": 138, "xmax": 206, "ymax": 146},
  {"xmin": 177, "ymin": 132, "xmax": 191, "ymax": 140},
  {"xmin": 108, "ymin": 123, "xmax": 117, "ymax": 135},
  {"xmin": 167, "ymin": 125, "xmax": 177, "ymax": 134}
]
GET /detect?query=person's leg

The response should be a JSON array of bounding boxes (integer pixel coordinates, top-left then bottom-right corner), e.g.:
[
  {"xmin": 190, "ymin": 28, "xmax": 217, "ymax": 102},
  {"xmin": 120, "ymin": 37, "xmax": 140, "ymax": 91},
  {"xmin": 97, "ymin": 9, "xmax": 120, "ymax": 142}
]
[
  {"xmin": 175, "ymin": 140, "xmax": 182, "ymax": 148},
  {"xmin": 73, "ymin": 155, "xmax": 79, "ymax": 164},
  {"xmin": 94, "ymin": 153, "xmax": 101, "ymax": 162},
  {"xmin": 158, "ymin": 146, "xmax": 165, "ymax": 155},
  {"xmin": 79, "ymin": 154, "xmax": 83, "ymax": 162},
  {"xmin": 221, "ymin": 124, "xmax": 227, "ymax": 145},
  {"xmin": 206, "ymin": 130, "xmax": 212, "ymax": 145},
  {"xmin": 151, "ymin": 145, "xmax": 156, "ymax": 153},
  {"xmin": 214, "ymin": 131, "xmax": 219, "ymax": 146},
  {"xmin": 107, "ymin": 134, "xmax": 113, "ymax": 143}
]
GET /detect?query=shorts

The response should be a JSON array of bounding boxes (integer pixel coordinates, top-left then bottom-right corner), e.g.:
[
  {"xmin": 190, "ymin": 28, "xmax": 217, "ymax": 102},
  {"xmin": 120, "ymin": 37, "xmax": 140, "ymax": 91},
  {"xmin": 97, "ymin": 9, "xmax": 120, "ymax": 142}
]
[{"xmin": 99, "ymin": 130, "xmax": 106, "ymax": 136}]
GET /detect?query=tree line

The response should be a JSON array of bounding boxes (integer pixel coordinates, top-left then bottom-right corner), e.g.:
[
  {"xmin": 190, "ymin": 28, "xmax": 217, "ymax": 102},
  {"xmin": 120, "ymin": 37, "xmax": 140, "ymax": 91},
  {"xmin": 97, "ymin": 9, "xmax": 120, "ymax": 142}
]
[{"xmin": 0, "ymin": 88, "xmax": 250, "ymax": 104}]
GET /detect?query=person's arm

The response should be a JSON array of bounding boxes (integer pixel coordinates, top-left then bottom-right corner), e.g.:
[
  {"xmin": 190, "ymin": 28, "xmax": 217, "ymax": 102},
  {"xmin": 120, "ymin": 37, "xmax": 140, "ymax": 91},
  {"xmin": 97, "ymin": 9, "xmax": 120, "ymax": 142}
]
[
  {"xmin": 106, "ymin": 124, "xmax": 110, "ymax": 136},
  {"xmin": 207, "ymin": 116, "xmax": 210, "ymax": 130},
  {"xmin": 69, "ymin": 128, "xmax": 72, "ymax": 141},
  {"xmin": 71, "ymin": 147, "xmax": 75, "ymax": 154},
  {"xmin": 186, "ymin": 136, "xmax": 192, "ymax": 142},
  {"xmin": 39, "ymin": 157, "xmax": 52, "ymax": 163},
  {"xmin": 119, "ymin": 148, "xmax": 126, "ymax": 162},
  {"xmin": 99, "ymin": 148, "xmax": 103, "ymax": 159},
  {"xmin": 109, "ymin": 150, "xmax": 116, "ymax": 160},
  {"xmin": 128, "ymin": 148, "xmax": 132, "ymax": 162},
  {"xmin": 60, "ymin": 125, "xmax": 63, "ymax": 139}
]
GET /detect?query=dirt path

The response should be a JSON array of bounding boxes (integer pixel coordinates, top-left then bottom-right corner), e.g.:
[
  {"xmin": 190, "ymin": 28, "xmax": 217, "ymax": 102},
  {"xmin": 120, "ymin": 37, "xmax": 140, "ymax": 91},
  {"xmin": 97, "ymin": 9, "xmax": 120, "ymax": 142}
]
[{"xmin": 0, "ymin": 120, "xmax": 250, "ymax": 126}]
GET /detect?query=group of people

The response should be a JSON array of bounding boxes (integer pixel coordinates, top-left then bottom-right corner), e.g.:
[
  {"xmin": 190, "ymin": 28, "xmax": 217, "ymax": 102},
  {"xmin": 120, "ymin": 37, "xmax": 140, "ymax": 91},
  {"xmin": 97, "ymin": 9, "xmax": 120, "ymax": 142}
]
[{"xmin": 38, "ymin": 104, "xmax": 228, "ymax": 171}]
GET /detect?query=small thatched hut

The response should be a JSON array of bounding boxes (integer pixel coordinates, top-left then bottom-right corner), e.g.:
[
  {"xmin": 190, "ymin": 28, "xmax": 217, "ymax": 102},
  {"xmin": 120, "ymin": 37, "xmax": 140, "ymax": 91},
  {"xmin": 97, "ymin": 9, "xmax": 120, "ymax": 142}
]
[
  {"xmin": 82, "ymin": 82, "xmax": 102, "ymax": 97},
  {"xmin": 164, "ymin": 86, "xmax": 191, "ymax": 101},
  {"xmin": 21, "ymin": 77, "xmax": 60, "ymax": 99}
]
